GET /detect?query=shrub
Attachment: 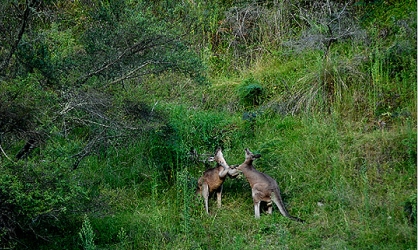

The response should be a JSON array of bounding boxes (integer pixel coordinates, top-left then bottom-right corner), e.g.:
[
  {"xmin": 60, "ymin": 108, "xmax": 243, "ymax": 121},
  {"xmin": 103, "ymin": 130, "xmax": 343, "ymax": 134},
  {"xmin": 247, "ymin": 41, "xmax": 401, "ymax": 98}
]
[
  {"xmin": 79, "ymin": 215, "xmax": 96, "ymax": 250},
  {"xmin": 237, "ymin": 76, "xmax": 264, "ymax": 107},
  {"xmin": 0, "ymin": 160, "xmax": 84, "ymax": 248}
]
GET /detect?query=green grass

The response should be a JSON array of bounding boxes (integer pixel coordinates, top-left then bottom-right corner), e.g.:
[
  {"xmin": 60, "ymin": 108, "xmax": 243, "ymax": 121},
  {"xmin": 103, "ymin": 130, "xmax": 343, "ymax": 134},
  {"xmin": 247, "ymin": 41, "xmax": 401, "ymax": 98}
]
[
  {"xmin": 66, "ymin": 111, "xmax": 415, "ymax": 250},
  {"xmin": 61, "ymin": 30, "xmax": 416, "ymax": 247},
  {"xmin": 29, "ymin": 47, "xmax": 414, "ymax": 249},
  {"xmin": 6, "ymin": 1, "xmax": 414, "ymax": 249}
]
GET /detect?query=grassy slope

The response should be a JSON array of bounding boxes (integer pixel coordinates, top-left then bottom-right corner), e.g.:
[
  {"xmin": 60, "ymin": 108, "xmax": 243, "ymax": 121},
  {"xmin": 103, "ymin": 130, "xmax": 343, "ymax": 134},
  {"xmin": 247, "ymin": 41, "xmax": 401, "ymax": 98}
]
[
  {"xmin": 81, "ymin": 119, "xmax": 416, "ymax": 249},
  {"xmin": 75, "ymin": 54, "xmax": 416, "ymax": 249},
  {"xmin": 67, "ymin": 2, "xmax": 416, "ymax": 250}
]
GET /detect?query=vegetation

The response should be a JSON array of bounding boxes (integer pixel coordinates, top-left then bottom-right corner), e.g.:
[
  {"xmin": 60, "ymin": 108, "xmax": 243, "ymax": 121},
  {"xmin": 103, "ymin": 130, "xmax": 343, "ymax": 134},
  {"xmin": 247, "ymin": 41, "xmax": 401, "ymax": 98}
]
[{"xmin": 0, "ymin": 0, "xmax": 416, "ymax": 249}]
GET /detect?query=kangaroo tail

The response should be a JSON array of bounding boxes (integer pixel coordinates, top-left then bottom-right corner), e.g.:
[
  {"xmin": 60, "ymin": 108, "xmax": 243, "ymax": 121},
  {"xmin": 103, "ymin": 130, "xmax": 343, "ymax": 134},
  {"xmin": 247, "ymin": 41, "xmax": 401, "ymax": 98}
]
[{"xmin": 272, "ymin": 189, "xmax": 305, "ymax": 223}]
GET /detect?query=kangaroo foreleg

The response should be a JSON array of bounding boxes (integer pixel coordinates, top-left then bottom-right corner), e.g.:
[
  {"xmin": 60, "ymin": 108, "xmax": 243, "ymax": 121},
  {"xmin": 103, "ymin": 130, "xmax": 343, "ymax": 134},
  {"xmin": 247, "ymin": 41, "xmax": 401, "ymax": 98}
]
[
  {"xmin": 228, "ymin": 167, "xmax": 239, "ymax": 177},
  {"xmin": 218, "ymin": 166, "xmax": 229, "ymax": 178}
]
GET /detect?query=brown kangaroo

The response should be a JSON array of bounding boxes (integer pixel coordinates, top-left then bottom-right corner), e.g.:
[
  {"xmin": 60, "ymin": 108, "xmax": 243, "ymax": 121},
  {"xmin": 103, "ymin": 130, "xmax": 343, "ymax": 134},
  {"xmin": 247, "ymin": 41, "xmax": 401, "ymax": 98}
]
[
  {"xmin": 236, "ymin": 148, "xmax": 304, "ymax": 222},
  {"xmin": 196, "ymin": 148, "xmax": 238, "ymax": 214}
]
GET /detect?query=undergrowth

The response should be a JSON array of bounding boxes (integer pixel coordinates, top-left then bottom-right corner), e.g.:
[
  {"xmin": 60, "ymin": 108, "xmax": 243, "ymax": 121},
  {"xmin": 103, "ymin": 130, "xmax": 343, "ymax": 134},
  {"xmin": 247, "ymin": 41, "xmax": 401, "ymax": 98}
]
[
  {"xmin": 1, "ymin": 1, "xmax": 415, "ymax": 249},
  {"xmin": 65, "ymin": 113, "xmax": 416, "ymax": 250}
]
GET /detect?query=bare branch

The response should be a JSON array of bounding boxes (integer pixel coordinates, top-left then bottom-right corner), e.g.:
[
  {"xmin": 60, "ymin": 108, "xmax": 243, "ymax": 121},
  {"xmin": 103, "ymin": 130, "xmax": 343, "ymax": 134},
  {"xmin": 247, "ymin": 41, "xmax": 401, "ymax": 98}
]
[
  {"xmin": 107, "ymin": 60, "xmax": 153, "ymax": 85},
  {"xmin": 76, "ymin": 36, "xmax": 173, "ymax": 85},
  {"xmin": 0, "ymin": 143, "xmax": 14, "ymax": 162},
  {"xmin": 328, "ymin": 1, "xmax": 351, "ymax": 25}
]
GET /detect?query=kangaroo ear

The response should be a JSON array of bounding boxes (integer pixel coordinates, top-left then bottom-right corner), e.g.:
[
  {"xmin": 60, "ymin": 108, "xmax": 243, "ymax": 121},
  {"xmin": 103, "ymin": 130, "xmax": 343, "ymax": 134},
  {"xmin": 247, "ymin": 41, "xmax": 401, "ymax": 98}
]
[
  {"xmin": 253, "ymin": 154, "xmax": 261, "ymax": 159},
  {"xmin": 207, "ymin": 156, "xmax": 215, "ymax": 162}
]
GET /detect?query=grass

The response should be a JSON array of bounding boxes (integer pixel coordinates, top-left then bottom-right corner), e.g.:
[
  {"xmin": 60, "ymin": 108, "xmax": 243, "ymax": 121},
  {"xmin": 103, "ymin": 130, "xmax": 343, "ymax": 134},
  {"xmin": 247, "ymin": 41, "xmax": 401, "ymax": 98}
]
[
  {"xmin": 68, "ymin": 110, "xmax": 415, "ymax": 250},
  {"xmin": 34, "ymin": 3, "xmax": 416, "ymax": 248},
  {"xmin": 61, "ymin": 36, "xmax": 416, "ymax": 247},
  {"xmin": 34, "ymin": 47, "xmax": 414, "ymax": 249},
  {"xmin": 1, "ymin": 1, "xmax": 415, "ymax": 249}
]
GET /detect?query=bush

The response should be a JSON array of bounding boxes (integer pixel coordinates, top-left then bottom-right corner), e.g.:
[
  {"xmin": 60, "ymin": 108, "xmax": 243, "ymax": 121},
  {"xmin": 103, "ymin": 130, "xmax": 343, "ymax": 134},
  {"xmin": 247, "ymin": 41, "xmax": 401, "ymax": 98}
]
[
  {"xmin": 0, "ymin": 160, "xmax": 84, "ymax": 248},
  {"xmin": 237, "ymin": 76, "xmax": 264, "ymax": 107},
  {"xmin": 79, "ymin": 215, "xmax": 96, "ymax": 250}
]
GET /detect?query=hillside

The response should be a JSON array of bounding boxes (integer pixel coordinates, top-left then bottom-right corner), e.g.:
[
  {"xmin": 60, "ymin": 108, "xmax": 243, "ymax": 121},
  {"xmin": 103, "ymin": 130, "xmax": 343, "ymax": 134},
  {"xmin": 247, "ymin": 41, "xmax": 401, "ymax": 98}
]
[{"xmin": 0, "ymin": 0, "xmax": 416, "ymax": 249}]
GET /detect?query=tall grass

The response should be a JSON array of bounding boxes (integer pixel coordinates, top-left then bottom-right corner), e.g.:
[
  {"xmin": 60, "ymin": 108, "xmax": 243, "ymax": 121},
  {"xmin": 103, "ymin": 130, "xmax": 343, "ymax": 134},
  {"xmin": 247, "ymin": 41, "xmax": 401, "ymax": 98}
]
[
  {"xmin": 70, "ymin": 109, "xmax": 415, "ymax": 249},
  {"xmin": 61, "ymin": 46, "xmax": 416, "ymax": 250},
  {"xmin": 35, "ymin": 1, "xmax": 416, "ymax": 248}
]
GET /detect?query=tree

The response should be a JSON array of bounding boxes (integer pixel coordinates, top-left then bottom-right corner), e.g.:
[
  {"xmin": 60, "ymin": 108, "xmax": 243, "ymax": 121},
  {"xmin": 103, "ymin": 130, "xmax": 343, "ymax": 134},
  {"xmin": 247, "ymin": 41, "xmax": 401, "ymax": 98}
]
[
  {"xmin": 0, "ymin": 1, "xmax": 205, "ymax": 247},
  {"xmin": 0, "ymin": 0, "xmax": 36, "ymax": 75}
]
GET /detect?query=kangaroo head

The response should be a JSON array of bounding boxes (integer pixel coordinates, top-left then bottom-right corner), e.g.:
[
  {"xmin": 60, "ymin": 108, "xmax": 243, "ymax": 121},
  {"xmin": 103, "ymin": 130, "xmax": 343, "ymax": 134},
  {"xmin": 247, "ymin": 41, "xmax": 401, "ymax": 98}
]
[
  {"xmin": 236, "ymin": 148, "xmax": 261, "ymax": 171},
  {"xmin": 208, "ymin": 147, "xmax": 230, "ymax": 168},
  {"xmin": 245, "ymin": 148, "xmax": 261, "ymax": 161}
]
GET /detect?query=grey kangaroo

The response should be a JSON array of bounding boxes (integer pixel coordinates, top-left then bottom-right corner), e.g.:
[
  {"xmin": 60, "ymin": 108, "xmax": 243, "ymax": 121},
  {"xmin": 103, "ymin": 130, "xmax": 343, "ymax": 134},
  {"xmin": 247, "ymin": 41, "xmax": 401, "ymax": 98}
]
[
  {"xmin": 196, "ymin": 148, "xmax": 238, "ymax": 214},
  {"xmin": 236, "ymin": 148, "xmax": 304, "ymax": 222}
]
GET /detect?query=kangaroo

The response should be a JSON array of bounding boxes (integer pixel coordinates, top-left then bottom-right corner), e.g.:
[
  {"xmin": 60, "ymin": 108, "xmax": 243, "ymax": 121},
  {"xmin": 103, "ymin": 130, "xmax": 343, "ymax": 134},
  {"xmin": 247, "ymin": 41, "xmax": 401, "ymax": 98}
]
[
  {"xmin": 236, "ymin": 148, "xmax": 304, "ymax": 222},
  {"xmin": 196, "ymin": 148, "xmax": 238, "ymax": 214}
]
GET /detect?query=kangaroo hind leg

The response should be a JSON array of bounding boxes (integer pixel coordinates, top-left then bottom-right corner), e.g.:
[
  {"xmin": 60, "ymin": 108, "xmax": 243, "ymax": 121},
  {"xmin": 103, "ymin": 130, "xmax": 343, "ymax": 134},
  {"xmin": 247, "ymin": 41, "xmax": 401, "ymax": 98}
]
[
  {"xmin": 266, "ymin": 201, "xmax": 273, "ymax": 214},
  {"xmin": 216, "ymin": 185, "xmax": 223, "ymax": 208},
  {"xmin": 202, "ymin": 183, "xmax": 210, "ymax": 214}
]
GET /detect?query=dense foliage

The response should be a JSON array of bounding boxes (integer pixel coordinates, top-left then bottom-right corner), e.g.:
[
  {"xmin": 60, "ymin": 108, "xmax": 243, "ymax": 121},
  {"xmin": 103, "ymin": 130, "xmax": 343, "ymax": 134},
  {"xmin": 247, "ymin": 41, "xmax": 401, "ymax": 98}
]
[{"xmin": 0, "ymin": 0, "xmax": 416, "ymax": 249}]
